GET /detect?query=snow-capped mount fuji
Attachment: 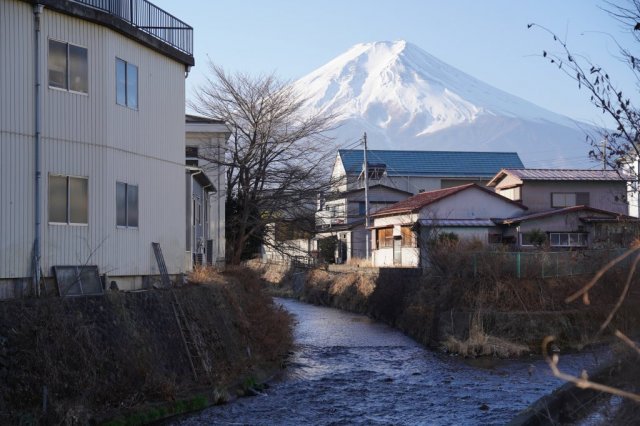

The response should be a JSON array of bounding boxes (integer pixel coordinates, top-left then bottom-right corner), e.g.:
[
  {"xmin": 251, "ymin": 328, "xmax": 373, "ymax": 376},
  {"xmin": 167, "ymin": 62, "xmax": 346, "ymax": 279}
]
[{"xmin": 295, "ymin": 40, "xmax": 598, "ymax": 168}]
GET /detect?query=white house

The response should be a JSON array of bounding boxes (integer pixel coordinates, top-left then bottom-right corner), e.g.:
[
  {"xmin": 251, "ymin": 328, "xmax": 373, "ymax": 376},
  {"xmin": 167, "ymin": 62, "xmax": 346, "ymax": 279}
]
[
  {"xmin": 315, "ymin": 184, "xmax": 412, "ymax": 262},
  {"xmin": 0, "ymin": 0, "xmax": 194, "ymax": 296},
  {"xmin": 314, "ymin": 149, "xmax": 525, "ymax": 262},
  {"xmin": 369, "ymin": 184, "xmax": 527, "ymax": 267},
  {"xmin": 185, "ymin": 115, "xmax": 230, "ymax": 268}
]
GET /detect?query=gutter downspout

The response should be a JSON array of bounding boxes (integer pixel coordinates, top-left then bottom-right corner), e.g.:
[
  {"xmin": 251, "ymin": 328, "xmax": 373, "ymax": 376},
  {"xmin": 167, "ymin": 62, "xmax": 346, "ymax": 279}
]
[
  {"xmin": 33, "ymin": 4, "xmax": 43, "ymax": 297},
  {"xmin": 203, "ymin": 182, "xmax": 213, "ymax": 262}
]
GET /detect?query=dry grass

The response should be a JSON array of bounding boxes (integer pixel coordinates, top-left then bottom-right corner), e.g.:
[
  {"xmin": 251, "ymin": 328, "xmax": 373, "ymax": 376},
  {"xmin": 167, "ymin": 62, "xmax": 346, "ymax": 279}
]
[
  {"xmin": 355, "ymin": 275, "xmax": 376, "ymax": 298},
  {"xmin": 307, "ymin": 268, "xmax": 332, "ymax": 286},
  {"xmin": 261, "ymin": 264, "xmax": 290, "ymax": 284},
  {"xmin": 187, "ymin": 265, "xmax": 226, "ymax": 285},
  {"xmin": 329, "ymin": 273, "xmax": 358, "ymax": 296},
  {"xmin": 443, "ymin": 333, "xmax": 530, "ymax": 358},
  {"xmin": 0, "ymin": 267, "xmax": 294, "ymax": 423},
  {"xmin": 243, "ymin": 258, "xmax": 291, "ymax": 285},
  {"xmin": 327, "ymin": 273, "xmax": 375, "ymax": 298},
  {"xmin": 345, "ymin": 257, "xmax": 374, "ymax": 268},
  {"xmin": 441, "ymin": 311, "xmax": 530, "ymax": 358}
]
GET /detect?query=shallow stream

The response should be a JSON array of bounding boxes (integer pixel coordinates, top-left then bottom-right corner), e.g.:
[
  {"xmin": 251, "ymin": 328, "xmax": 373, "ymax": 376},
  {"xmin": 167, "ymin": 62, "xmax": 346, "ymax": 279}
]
[{"xmin": 177, "ymin": 298, "xmax": 604, "ymax": 425}]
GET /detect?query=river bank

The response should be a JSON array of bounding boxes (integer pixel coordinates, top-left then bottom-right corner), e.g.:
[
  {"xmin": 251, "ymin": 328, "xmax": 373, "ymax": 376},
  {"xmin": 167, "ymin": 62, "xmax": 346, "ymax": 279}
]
[
  {"xmin": 175, "ymin": 298, "xmax": 610, "ymax": 425},
  {"xmin": 0, "ymin": 268, "xmax": 293, "ymax": 424},
  {"xmin": 254, "ymin": 261, "xmax": 640, "ymax": 357},
  {"xmin": 253, "ymin": 262, "xmax": 640, "ymax": 423}
]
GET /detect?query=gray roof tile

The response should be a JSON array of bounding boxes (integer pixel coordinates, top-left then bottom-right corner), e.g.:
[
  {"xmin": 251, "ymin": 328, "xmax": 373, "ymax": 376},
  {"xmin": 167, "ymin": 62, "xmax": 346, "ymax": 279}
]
[{"xmin": 503, "ymin": 168, "xmax": 627, "ymax": 181}]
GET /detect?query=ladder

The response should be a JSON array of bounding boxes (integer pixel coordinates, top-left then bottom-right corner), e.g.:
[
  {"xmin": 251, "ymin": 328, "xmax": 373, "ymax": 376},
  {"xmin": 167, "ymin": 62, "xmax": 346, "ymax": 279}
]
[
  {"xmin": 171, "ymin": 291, "xmax": 208, "ymax": 381},
  {"xmin": 152, "ymin": 242, "xmax": 171, "ymax": 288}
]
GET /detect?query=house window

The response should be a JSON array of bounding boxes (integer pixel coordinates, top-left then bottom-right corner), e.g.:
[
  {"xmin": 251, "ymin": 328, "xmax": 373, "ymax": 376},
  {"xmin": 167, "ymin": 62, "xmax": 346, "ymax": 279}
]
[
  {"xmin": 116, "ymin": 58, "xmax": 138, "ymax": 109},
  {"xmin": 401, "ymin": 226, "xmax": 415, "ymax": 247},
  {"xmin": 48, "ymin": 175, "xmax": 88, "ymax": 224},
  {"xmin": 520, "ymin": 231, "xmax": 546, "ymax": 247},
  {"xmin": 48, "ymin": 39, "xmax": 88, "ymax": 93},
  {"xmin": 116, "ymin": 182, "xmax": 138, "ymax": 227},
  {"xmin": 376, "ymin": 227, "xmax": 394, "ymax": 248},
  {"xmin": 325, "ymin": 204, "xmax": 344, "ymax": 218},
  {"xmin": 551, "ymin": 192, "xmax": 590, "ymax": 208},
  {"xmin": 549, "ymin": 232, "xmax": 587, "ymax": 247},
  {"xmin": 186, "ymin": 146, "xmax": 199, "ymax": 166},
  {"xmin": 358, "ymin": 202, "xmax": 366, "ymax": 216}
]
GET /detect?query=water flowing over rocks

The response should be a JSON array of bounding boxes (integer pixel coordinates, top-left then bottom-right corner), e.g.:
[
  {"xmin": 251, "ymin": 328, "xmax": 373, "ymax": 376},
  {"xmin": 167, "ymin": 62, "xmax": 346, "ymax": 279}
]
[{"xmin": 177, "ymin": 299, "xmax": 606, "ymax": 425}]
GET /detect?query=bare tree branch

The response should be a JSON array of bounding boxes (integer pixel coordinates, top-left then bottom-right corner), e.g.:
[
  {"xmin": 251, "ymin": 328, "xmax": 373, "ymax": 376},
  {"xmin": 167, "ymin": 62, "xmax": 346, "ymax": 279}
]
[
  {"xmin": 530, "ymin": 14, "xmax": 640, "ymax": 175},
  {"xmin": 189, "ymin": 63, "xmax": 339, "ymax": 264},
  {"xmin": 542, "ymin": 336, "xmax": 640, "ymax": 403},
  {"xmin": 614, "ymin": 329, "xmax": 640, "ymax": 356},
  {"xmin": 564, "ymin": 243, "xmax": 640, "ymax": 304}
]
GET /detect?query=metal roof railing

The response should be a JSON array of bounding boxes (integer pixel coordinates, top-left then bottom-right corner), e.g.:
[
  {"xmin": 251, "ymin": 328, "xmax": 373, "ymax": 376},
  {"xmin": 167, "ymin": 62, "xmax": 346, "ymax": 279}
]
[{"xmin": 72, "ymin": 0, "xmax": 193, "ymax": 56}]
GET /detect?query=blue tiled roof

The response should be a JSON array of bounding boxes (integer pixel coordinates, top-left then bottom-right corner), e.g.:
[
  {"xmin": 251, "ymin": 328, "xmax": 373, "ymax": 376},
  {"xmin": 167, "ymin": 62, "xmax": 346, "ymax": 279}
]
[{"xmin": 338, "ymin": 150, "xmax": 524, "ymax": 177}]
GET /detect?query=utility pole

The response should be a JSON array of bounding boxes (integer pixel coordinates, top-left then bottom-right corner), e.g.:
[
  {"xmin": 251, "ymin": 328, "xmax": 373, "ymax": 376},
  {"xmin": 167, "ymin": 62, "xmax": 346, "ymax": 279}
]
[
  {"xmin": 603, "ymin": 137, "xmax": 607, "ymax": 171},
  {"xmin": 363, "ymin": 133, "xmax": 370, "ymax": 260}
]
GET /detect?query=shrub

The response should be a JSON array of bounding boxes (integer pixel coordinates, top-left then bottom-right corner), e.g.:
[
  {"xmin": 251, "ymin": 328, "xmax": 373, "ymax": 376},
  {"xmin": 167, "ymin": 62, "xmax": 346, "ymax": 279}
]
[
  {"xmin": 317, "ymin": 236, "xmax": 337, "ymax": 263},
  {"xmin": 437, "ymin": 232, "xmax": 459, "ymax": 244},
  {"xmin": 188, "ymin": 265, "xmax": 225, "ymax": 285},
  {"xmin": 524, "ymin": 228, "xmax": 547, "ymax": 247}
]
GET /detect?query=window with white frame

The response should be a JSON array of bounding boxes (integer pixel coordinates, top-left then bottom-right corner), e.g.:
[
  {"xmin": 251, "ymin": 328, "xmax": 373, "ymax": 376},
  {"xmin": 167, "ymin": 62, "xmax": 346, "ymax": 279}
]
[
  {"xmin": 549, "ymin": 232, "xmax": 587, "ymax": 247},
  {"xmin": 48, "ymin": 39, "xmax": 88, "ymax": 93},
  {"xmin": 116, "ymin": 58, "xmax": 138, "ymax": 109},
  {"xmin": 48, "ymin": 175, "xmax": 88, "ymax": 224},
  {"xmin": 116, "ymin": 182, "xmax": 138, "ymax": 227}
]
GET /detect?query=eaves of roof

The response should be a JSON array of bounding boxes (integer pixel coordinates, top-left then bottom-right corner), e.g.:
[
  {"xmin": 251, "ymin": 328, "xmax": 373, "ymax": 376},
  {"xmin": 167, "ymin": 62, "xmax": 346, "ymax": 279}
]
[
  {"xmin": 371, "ymin": 183, "xmax": 527, "ymax": 218},
  {"xmin": 497, "ymin": 205, "xmax": 636, "ymax": 225},
  {"xmin": 488, "ymin": 168, "xmax": 628, "ymax": 187}
]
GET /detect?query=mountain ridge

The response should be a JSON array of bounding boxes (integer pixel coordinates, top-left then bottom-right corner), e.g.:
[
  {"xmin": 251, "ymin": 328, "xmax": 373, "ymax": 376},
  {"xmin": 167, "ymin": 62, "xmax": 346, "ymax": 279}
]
[{"xmin": 294, "ymin": 40, "xmax": 598, "ymax": 168}]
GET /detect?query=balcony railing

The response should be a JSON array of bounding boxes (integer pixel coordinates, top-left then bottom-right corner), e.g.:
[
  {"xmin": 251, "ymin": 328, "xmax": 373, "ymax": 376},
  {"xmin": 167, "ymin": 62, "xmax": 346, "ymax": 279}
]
[{"xmin": 72, "ymin": 0, "xmax": 193, "ymax": 56}]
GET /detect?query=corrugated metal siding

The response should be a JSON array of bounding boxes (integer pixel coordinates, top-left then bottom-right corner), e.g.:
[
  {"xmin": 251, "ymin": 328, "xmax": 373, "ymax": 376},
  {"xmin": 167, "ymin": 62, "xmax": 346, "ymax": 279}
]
[
  {"xmin": 1, "ymin": 1, "xmax": 186, "ymax": 279},
  {"xmin": 185, "ymin": 132, "xmax": 227, "ymax": 265},
  {"xmin": 508, "ymin": 169, "xmax": 625, "ymax": 181},
  {"xmin": 0, "ymin": 1, "xmax": 35, "ymax": 278}
]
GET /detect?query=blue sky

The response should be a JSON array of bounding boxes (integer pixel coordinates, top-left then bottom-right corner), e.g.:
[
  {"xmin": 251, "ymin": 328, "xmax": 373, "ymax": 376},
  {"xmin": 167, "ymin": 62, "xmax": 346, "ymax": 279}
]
[{"xmin": 156, "ymin": 0, "xmax": 637, "ymax": 126}]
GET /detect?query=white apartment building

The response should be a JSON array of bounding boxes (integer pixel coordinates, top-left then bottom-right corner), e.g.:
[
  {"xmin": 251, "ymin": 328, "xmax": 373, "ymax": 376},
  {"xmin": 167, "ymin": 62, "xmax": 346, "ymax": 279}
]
[{"xmin": 0, "ymin": 0, "xmax": 195, "ymax": 296}]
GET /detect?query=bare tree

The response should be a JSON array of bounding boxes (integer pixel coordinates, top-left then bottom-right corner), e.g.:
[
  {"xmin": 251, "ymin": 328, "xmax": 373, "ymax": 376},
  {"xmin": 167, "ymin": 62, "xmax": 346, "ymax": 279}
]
[
  {"xmin": 531, "ymin": 6, "xmax": 640, "ymax": 411},
  {"xmin": 190, "ymin": 63, "xmax": 337, "ymax": 265},
  {"xmin": 529, "ymin": 1, "xmax": 640, "ymax": 174}
]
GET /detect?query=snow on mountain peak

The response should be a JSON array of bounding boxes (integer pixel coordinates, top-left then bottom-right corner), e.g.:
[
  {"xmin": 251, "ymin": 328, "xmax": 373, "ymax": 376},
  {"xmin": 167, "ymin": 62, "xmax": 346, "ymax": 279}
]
[{"xmin": 294, "ymin": 41, "xmax": 597, "ymax": 168}]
